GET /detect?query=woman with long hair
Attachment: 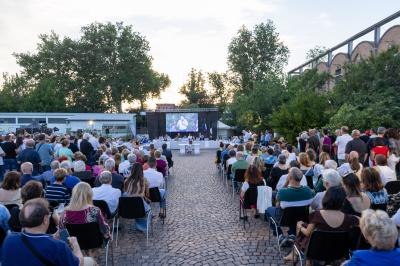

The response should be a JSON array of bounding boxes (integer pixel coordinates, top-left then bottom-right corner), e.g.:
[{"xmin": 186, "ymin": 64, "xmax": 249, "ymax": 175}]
[
  {"xmin": 361, "ymin": 167, "xmax": 388, "ymax": 206},
  {"xmin": 341, "ymin": 173, "xmax": 370, "ymax": 216},
  {"xmin": 124, "ymin": 163, "xmax": 152, "ymax": 232},
  {"xmin": 240, "ymin": 165, "xmax": 266, "ymax": 218},
  {"xmin": 60, "ymin": 182, "xmax": 110, "ymax": 241}
]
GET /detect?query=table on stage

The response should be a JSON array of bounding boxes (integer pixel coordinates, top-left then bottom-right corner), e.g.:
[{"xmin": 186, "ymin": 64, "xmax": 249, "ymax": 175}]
[{"xmin": 178, "ymin": 143, "xmax": 200, "ymax": 155}]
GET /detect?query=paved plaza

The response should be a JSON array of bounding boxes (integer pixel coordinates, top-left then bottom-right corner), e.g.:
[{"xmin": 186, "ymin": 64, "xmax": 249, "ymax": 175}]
[{"xmin": 99, "ymin": 151, "xmax": 286, "ymax": 266}]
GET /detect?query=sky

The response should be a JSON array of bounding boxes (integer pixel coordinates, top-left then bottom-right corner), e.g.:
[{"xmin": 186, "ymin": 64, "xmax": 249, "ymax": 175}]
[{"xmin": 1, "ymin": 0, "xmax": 400, "ymax": 109}]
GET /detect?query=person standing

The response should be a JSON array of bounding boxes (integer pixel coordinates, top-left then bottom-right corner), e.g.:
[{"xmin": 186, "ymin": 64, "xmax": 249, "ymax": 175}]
[
  {"xmin": 345, "ymin": 130, "xmax": 368, "ymax": 165},
  {"xmin": 334, "ymin": 126, "xmax": 353, "ymax": 166},
  {"xmin": 35, "ymin": 134, "xmax": 54, "ymax": 173},
  {"xmin": 17, "ymin": 139, "xmax": 41, "ymax": 176},
  {"xmin": 306, "ymin": 129, "xmax": 320, "ymax": 155},
  {"xmin": 1, "ymin": 134, "xmax": 18, "ymax": 172}
]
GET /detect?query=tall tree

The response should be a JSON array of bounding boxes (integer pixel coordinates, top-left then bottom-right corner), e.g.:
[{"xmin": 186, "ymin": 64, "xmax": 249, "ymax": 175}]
[
  {"xmin": 306, "ymin": 45, "xmax": 329, "ymax": 64},
  {"xmin": 179, "ymin": 68, "xmax": 211, "ymax": 107},
  {"xmin": 227, "ymin": 20, "xmax": 289, "ymax": 93},
  {"xmin": 12, "ymin": 22, "xmax": 169, "ymax": 112},
  {"xmin": 207, "ymin": 71, "xmax": 231, "ymax": 113}
]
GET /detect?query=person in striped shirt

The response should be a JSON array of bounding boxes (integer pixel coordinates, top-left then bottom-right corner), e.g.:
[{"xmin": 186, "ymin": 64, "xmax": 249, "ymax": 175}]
[{"xmin": 45, "ymin": 168, "xmax": 70, "ymax": 204}]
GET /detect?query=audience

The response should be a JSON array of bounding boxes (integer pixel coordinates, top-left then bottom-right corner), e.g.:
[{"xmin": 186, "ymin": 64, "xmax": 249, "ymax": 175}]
[
  {"xmin": 20, "ymin": 162, "xmax": 36, "ymax": 187},
  {"xmin": 374, "ymin": 154, "xmax": 397, "ymax": 185},
  {"xmin": 50, "ymin": 161, "xmax": 80, "ymax": 191},
  {"xmin": 96, "ymin": 158, "xmax": 124, "ymax": 192},
  {"xmin": 16, "ymin": 139, "xmax": 41, "ymax": 175},
  {"xmin": 0, "ymin": 171, "xmax": 22, "ymax": 206},
  {"xmin": 311, "ymin": 169, "xmax": 342, "ymax": 210},
  {"xmin": 124, "ymin": 163, "xmax": 151, "ymax": 232},
  {"xmin": 284, "ymin": 186, "xmax": 358, "ymax": 263},
  {"xmin": 361, "ymin": 167, "xmax": 388, "ymax": 206},
  {"xmin": 155, "ymin": 150, "xmax": 168, "ymax": 177},
  {"xmin": 60, "ymin": 182, "xmax": 110, "ymax": 243},
  {"xmin": 267, "ymin": 154, "xmax": 289, "ymax": 190},
  {"xmin": 341, "ymin": 173, "xmax": 371, "ymax": 216},
  {"xmin": 1, "ymin": 198, "xmax": 91, "ymax": 265},
  {"xmin": 344, "ymin": 210, "xmax": 400, "ymax": 265},
  {"xmin": 144, "ymin": 157, "xmax": 166, "ymax": 218},
  {"xmin": 93, "ymin": 170, "xmax": 121, "ymax": 213},
  {"xmin": 266, "ymin": 167, "xmax": 314, "ymax": 237},
  {"xmin": 45, "ymin": 168, "xmax": 71, "ymax": 205}
]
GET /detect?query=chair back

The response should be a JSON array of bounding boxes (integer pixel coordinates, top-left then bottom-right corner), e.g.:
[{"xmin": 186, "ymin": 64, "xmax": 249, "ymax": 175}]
[
  {"xmin": 385, "ymin": 180, "xmax": 400, "ymax": 194},
  {"xmin": 280, "ymin": 206, "xmax": 309, "ymax": 227},
  {"xmin": 306, "ymin": 230, "xmax": 350, "ymax": 261},
  {"xmin": 242, "ymin": 184, "xmax": 261, "ymax": 209},
  {"xmin": 4, "ymin": 204, "xmax": 19, "ymax": 213},
  {"xmin": 149, "ymin": 187, "xmax": 162, "ymax": 202},
  {"xmin": 234, "ymin": 169, "xmax": 246, "ymax": 183},
  {"xmin": 66, "ymin": 222, "xmax": 104, "ymax": 250},
  {"xmin": 226, "ymin": 164, "xmax": 232, "ymax": 178},
  {"xmin": 118, "ymin": 197, "xmax": 146, "ymax": 219},
  {"xmin": 370, "ymin": 203, "xmax": 387, "ymax": 211},
  {"xmin": 74, "ymin": 171, "xmax": 95, "ymax": 187},
  {"xmin": 0, "ymin": 227, "xmax": 6, "ymax": 246},
  {"xmin": 93, "ymin": 200, "xmax": 112, "ymax": 219}
]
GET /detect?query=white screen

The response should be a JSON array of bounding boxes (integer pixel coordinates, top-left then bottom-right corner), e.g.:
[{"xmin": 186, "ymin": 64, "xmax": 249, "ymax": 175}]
[{"xmin": 166, "ymin": 113, "xmax": 198, "ymax": 132}]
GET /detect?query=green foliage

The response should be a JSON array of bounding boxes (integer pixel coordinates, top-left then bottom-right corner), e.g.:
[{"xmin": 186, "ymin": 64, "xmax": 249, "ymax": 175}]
[
  {"xmin": 0, "ymin": 73, "xmax": 29, "ymax": 112},
  {"xmin": 179, "ymin": 68, "xmax": 212, "ymax": 107},
  {"xmin": 5, "ymin": 22, "xmax": 169, "ymax": 113},
  {"xmin": 270, "ymin": 70, "xmax": 332, "ymax": 143},
  {"xmin": 227, "ymin": 20, "xmax": 289, "ymax": 93},
  {"xmin": 207, "ymin": 71, "xmax": 232, "ymax": 113},
  {"xmin": 306, "ymin": 45, "xmax": 328, "ymax": 63},
  {"xmin": 328, "ymin": 47, "xmax": 400, "ymax": 129}
]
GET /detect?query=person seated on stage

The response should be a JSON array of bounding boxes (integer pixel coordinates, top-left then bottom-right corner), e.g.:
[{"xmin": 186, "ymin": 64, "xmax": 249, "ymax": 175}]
[
  {"xmin": 155, "ymin": 150, "xmax": 168, "ymax": 177},
  {"xmin": 144, "ymin": 157, "xmax": 166, "ymax": 218}
]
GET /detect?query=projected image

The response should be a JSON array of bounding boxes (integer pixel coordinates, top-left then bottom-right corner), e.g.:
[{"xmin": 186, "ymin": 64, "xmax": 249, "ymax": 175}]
[{"xmin": 166, "ymin": 113, "xmax": 198, "ymax": 132}]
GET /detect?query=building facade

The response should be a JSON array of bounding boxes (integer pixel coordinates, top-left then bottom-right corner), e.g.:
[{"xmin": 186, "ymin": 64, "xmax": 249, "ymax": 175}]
[{"xmin": 0, "ymin": 113, "xmax": 136, "ymax": 137}]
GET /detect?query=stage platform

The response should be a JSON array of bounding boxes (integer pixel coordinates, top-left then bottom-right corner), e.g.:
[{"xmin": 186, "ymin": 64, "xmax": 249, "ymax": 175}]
[{"xmin": 150, "ymin": 139, "xmax": 221, "ymax": 150}]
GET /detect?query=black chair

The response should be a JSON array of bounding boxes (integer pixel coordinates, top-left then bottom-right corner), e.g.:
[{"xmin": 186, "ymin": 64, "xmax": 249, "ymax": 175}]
[
  {"xmin": 239, "ymin": 185, "xmax": 259, "ymax": 229},
  {"xmin": 385, "ymin": 180, "xmax": 400, "ymax": 194},
  {"xmin": 93, "ymin": 200, "xmax": 118, "ymax": 239},
  {"xmin": 4, "ymin": 204, "xmax": 19, "ymax": 213},
  {"xmin": 295, "ymin": 230, "xmax": 350, "ymax": 266},
  {"xmin": 74, "ymin": 171, "xmax": 95, "ymax": 187},
  {"xmin": 0, "ymin": 227, "xmax": 6, "ymax": 247},
  {"xmin": 269, "ymin": 206, "xmax": 310, "ymax": 257},
  {"xmin": 66, "ymin": 222, "xmax": 111, "ymax": 266},
  {"xmin": 370, "ymin": 203, "xmax": 387, "ymax": 211},
  {"xmin": 116, "ymin": 197, "xmax": 152, "ymax": 246},
  {"xmin": 264, "ymin": 163, "xmax": 274, "ymax": 181},
  {"xmin": 148, "ymin": 187, "xmax": 166, "ymax": 224},
  {"xmin": 232, "ymin": 169, "xmax": 246, "ymax": 197}
]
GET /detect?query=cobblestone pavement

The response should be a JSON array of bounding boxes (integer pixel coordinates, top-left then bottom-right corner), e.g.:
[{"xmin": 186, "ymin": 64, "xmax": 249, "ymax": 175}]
[{"xmin": 98, "ymin": 151, "xmax": 288, "ymax": 266}]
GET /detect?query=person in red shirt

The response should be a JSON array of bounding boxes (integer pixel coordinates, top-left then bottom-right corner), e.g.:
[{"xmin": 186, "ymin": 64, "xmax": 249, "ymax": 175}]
[{"xmin": 370, "ymin": 138, "xmax": 390, "ymax": 165}]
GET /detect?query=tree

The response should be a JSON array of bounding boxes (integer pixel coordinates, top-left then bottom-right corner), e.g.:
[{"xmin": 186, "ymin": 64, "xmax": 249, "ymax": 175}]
[
  {"xmin": 306, "ymin": 45, "xmax": 328, "ymax": 64},
  {"xmin": 207, "ymin": 71, "xmax": 232, "ymax": 113},
  {"xmin": 270, "ymin": 69, "xmax": 332, "ymax": 143},
  {"xmin": 0, "ymin": 73, "xmax": 29, "ymax": 112},
  {"xmin": 227, "ymin": 21, "xmax": 289, "ymax": 93},
  {"xmin": 179, "ymin": 68, "xmax": 211, "ymax": 107},
  {"xmin": 11, "ymin": 22, "xmax": 169, "ymax": 112}
]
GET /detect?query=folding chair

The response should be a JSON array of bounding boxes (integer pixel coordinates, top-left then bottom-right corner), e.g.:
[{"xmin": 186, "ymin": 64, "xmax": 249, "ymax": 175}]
[
  {"xmin": 93, "ymin": 200, "xmax": 118, "ymax": 240},
  {"xmin": 66, "ymin": 222, "xmax": 112, "ymax": 266},
  {"xmin": 225, "ymin": 164, "xmax": 232, "ymax": 186},
  {"xmin": 294, "ymin": 230, "xmax": 350, "ymax": 266},
  {"xmin": 149, "ymin": 187, "xmax": 166, "ymax": 224},
  {"xmin": 239, "ymin": 186, "xmax": 258, "ymax": 229},
  {"xmin": 116, "ymin": 197, "xmax": 152, "ymax": 246},
  {"xmin": 385, "ymin": 180, "xmax": 400, "ymax": 194},
  {"xmin": 232, "ymin": 169, "xmax": 246, "ymax": 197},
  {"xmin": 269, "ymin": 206, "xmax": 309, "ymax": 257}
]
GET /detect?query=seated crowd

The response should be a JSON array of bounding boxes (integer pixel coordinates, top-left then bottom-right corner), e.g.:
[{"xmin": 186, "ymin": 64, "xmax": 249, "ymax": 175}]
[
  {"xmin": 0, "ymin": 132, "xmax": 173, "ymax": 265},
  {"xmin": 218, "ymin": 126, "xmax": 400, "ymax": 265}
]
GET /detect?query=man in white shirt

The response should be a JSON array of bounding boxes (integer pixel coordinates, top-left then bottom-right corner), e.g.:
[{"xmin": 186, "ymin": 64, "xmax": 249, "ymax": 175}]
[
  {"xmin": 334, "ymin": 126, "xmax": 353, "ymax": 166},
  {"xmin": 144, "ymin": 157, "xmax": 166, "ymax": 217},
  {"xmin": 226, "ymin": 150, "xmax": 237, "ymax": 167},
  {"xmin": 92, "ymin": 171, "xmax": 121, "ymax": 213},
  {"xmin": 276, "ymin": 160, "xmax": 308, "ymax": 191},
  {"xmin": 375, "ymin": 154, "xmax": 397, "ymax": 185}
]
